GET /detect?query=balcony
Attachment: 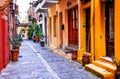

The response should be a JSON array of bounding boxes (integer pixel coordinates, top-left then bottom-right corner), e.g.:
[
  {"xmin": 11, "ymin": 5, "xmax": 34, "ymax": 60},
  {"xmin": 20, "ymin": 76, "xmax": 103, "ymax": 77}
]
[
  {"xmin": 42, "ymin": 0, "xmax": 59, "ymax": 8},
  {"xmin": 35, "ymin": 0, "xmax": 59, "ymax": 13},
  {"xmin": 35, "ymin": 2, "xmax": 48, "ymax": 13}
]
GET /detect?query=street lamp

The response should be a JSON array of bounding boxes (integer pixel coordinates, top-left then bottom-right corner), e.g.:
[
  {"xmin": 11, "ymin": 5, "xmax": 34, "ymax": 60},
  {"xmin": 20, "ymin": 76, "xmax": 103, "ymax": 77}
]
[
  {"xmin": 39, "ymin": 14, "xmax": 43, "ymax": 21},
  {"xmin": 9, "ymin": 2, "xmax": 15, "ymax": 14}
]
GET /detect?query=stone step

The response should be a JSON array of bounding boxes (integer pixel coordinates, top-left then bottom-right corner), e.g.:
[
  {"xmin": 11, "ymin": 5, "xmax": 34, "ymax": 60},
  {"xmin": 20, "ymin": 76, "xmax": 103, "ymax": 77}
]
[
  {"xmin": 100, "ymin": 57, "xmax": 115, "ymax": 65},
  {"xmin": 85, "ymin": 64, "xmax": 114, "ymax": 79},
  {"xmin": 77, "ymin": 57, "xmax": 82, "ymax": 63},
  {"xmin": 93, "ymin": 61, "xmax": 116, "ymax": 73}
]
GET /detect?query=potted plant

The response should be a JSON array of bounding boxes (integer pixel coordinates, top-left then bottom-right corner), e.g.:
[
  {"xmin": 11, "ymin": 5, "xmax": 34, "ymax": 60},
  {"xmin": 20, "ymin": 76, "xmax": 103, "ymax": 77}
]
[
  {"xmin": 82, "ymin": 52, "xmax": 91, "ymax": 66},
  {"xmin": 111, "ymin": 56, "xmax": 120, "ymax": 79},
  {"xmin": 10, "ymin": 35, "xmax": 21, "ymax": 61},
  {"xmin": 40, "ymin": 35, "xmax": 45, "ymax": 47},
  {"xmin": 27, "ymin": 24, "xmax": 34, "ymax": 39},
  {"xmin": 33, "ymin": 31, "xmax": 41, "ymax": 42}
]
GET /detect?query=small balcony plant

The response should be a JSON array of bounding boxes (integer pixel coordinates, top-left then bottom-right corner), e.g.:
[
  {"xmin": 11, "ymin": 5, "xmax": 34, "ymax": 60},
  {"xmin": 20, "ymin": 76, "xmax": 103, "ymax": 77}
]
[{"xmin": 111, "ymin": 56, "xmax": 120, "ymax": 79}]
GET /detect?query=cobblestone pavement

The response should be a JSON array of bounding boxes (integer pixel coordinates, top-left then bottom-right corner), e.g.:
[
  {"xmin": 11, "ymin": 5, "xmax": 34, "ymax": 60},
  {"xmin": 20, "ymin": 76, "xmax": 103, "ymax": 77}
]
[{"xmin": 0, "ymin": 39, "xmax": 101, "ymax": 79}]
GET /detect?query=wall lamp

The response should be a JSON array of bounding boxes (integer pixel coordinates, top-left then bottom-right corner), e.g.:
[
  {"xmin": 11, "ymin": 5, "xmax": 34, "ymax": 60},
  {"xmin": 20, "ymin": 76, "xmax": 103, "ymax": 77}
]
[
  {"xmin": 66, "ymin": 0, "xmax": 71, "ymax": 7},
  {"xmin": 10, "ymin": 2, "xmax": 15, "ymax": 14}
]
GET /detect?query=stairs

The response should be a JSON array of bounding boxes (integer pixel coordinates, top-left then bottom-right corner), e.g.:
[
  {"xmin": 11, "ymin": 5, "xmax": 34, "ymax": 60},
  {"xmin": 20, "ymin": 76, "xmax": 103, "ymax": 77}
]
[{"xmin": 85, "ymin": 57, "xmax": 116, "ymax": 79}]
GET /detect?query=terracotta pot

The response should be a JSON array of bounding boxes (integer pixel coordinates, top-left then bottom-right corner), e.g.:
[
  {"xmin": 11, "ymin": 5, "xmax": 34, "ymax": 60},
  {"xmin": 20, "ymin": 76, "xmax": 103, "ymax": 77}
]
[
  {"xmin": 71, "ymin": 51, "xmax": 77, "ymax": 60},
  {"xmin": 18, "ymin": 42, "xmax": 21, "ymax": 46},
  {"xmin": 82, "ymin": 52, "xmax": 91, "ymax": 66},
  {"xmin": 115, "ymin": 67, "xmax": 120, "ymax": 79},
  {"xmin": 11, "ymin": 49, "xmax": 19, "ymax": 62}
]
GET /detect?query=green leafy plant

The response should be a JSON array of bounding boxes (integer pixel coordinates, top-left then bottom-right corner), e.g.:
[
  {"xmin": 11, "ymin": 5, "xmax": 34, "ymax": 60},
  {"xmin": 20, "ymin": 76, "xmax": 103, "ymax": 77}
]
[
  {"xmin": 27, "ymin": 24, "xmax": 34, "ymax": 39},
  {"xmin": 111, "ymin": 56, "xmax": 120, "ymax": 68},
  {"xmin": 20, "ymin": 28, "xmax": 25, "ymax": 33},
  {"xmin": 11, "ymin": 35, "xmax": 21, "ymax": 49}
]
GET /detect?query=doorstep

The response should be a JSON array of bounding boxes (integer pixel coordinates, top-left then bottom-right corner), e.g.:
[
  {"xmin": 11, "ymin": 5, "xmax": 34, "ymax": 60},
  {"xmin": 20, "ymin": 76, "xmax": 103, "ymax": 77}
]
[{"xmin": 52, "ymin": 48, "xmax": 72, "ymax": 59}]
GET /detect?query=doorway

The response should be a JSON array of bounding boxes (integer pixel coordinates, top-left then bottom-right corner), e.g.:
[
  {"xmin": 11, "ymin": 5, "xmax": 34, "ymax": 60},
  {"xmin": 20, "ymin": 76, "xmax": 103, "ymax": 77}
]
[
  {"xmin": 105, "ymin": 1, "xmax": 114, "ymax": 57},
  {"xmin": 59, "ymin": 12, "xmax": 63, "ymax": 48},
  {"xmin": 68, "ymin": 6, "xmax": 78, "ymax": 46},
  {"xmin": 85, "ymin": 7, "xmax": 91, "ymax": 52}
]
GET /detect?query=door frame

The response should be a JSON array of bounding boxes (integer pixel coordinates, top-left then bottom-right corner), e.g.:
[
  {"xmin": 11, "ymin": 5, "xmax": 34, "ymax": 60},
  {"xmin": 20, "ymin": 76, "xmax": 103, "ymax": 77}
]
[
  {"xmin": 68, "ymin": 6, "xmax": 78, "ymax": 46},
  {"xmin": 84, "ymin": 7, "xmax": 91, "ymax": 53},
  {"xmin": 59, "ymin": 12, "xmax": 63, "ymax": 48},
  {"xmin": 105, "ymin": 1, "xmax": 114, "ymax": 57}
]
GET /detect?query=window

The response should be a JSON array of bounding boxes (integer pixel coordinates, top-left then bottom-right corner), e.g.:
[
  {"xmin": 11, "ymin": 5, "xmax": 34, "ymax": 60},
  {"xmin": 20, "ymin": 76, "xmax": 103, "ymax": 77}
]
[
  {"xmin": 53, "ymin": 15, "xmax": 57, "ymax": 37},
  {"xmin": 49, "ymin": 17, "xmax": 52, "ymax": 36}
]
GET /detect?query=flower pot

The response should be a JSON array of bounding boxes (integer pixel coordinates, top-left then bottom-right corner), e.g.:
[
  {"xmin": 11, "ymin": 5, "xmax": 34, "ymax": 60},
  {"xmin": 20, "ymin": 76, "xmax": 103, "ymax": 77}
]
[
  {"xmin": 40, "ymin": 41, "xmax": 45, "ymax": 47},
  {"xmin": 115, "ymin": 67, "xmax": 120, "ymax": 79},
  {"xmin": 82, "ymin": 52, "xmax": 91, "ymax": 66},
  {"xmin": 33, "ymin": 37, "xmax": 39, "ymax": 42},
  {"xmin": 18, "ymin": 42, "xmax": 21, "ymax": 46},
  {"xmin": 71, "ymin": 50, "xmax": 77, "ymax": 60},
  {"xmin": 11, "ymin": 49, "xmax": 19, "ymax": 62}
]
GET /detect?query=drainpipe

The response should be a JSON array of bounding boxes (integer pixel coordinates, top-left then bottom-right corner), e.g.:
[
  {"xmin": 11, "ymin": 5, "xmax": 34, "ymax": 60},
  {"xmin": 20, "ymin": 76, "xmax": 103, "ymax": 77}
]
[{"xmin": 93, "ymin": 0, "xmax": 95, "ymax": 60}]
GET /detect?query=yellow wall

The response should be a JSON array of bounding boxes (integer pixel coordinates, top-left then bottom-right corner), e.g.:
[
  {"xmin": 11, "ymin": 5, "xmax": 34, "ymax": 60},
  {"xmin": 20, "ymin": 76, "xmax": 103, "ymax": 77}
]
[
  {"xmin": 48, "ymin": 0, "xmax": 120, "ymax": 63},
  {"xmin": 48, "ymin": 0, "xmax": 78, "ymax": 48},
  {"xmin": 94, "ymin": 0, "xmax": 106, "ymax": 60},
  {"xmin": 77, "ymin": 1, "xmax": 86, "ymax": 59},
  {"xmin": 77, "ymin": 0, "xmax": 106, "ymax": 62},
  {"xmin": 115, "ymin": 0, "xmax": 120, "ymax": 61},
  {"xmin": 78, "ymin": 1, "xmax": 94, "ymax": 62},
  {"xmin": 78, "ymin": 0, "xmax": 120, "ymax": 62},
  {"xmin": 48, "ymin": 5, "xmax": 58, "ymax": 48},
  {"xmin": 58, "ymin": 0, "xmax": 78, "ymax": 48}
]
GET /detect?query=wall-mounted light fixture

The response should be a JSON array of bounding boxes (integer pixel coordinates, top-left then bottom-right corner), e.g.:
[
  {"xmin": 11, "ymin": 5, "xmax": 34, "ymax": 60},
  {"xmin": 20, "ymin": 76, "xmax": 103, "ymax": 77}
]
[
  {"xmin": 55, "ymin": 11, "xmax": 58, "ymax": 16},
  {"xmin": 79, "ymin": 0, "xmax": 85, "ymax": 4},
  {"xmin": 83, "ymin": 23, "xmax": 87, "ymax": 27},
  {"xmin": 39, "ymin": 14, "xmax": 43, "ymax": 21},
  {"xmin": 10, "ymin": 2, "xmax": 15, "ymax": 14},
  {"xmin": 66, "ymin": 0, "xmax": 71, "ymax": 7},
  {"xmin": 61, "ymin": 24, "xmax": 64, "ymax": 30}
]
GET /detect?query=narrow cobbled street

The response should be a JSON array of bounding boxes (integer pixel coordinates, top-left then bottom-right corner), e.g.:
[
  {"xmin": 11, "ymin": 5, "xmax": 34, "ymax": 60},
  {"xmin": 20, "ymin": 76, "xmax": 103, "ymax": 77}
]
[{"xmin": 0, "ymin": 39, "xmax": 100, "ymax": 79}]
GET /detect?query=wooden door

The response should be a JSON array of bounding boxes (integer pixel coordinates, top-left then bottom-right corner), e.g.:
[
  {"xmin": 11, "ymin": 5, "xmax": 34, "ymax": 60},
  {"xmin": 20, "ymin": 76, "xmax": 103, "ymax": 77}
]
[
  {"xmin": 85, "ymin": 7, "xmax": 91, "ymax": 52},
  {"xmin": 49, "ymin": 17, "xmax": 52, "ymax": 43},
  {"xmin": 59, "ymin": 12, "xmax": 63, "ymax": 48},
  {"xmin": 68, "ymin": 6, "xmax": 78, "ymax": 46},
  {"xmin": 45, "ymin": 17, "xmax": 47, "ymax": 44},
  {"xmin": 105, "ymin": 1, "xmax": 114, "ymax": 57}
]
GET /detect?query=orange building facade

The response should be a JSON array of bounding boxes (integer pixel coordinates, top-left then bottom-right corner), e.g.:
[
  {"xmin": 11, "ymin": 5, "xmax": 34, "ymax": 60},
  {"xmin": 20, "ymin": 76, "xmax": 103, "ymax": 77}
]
[
  {"xmin": 48, "ymin": 0, "xmax": 120, "ymax": 78},
  {"xmin": 48, "ymin": 0, "xmax": 120, "ymax": 63}
]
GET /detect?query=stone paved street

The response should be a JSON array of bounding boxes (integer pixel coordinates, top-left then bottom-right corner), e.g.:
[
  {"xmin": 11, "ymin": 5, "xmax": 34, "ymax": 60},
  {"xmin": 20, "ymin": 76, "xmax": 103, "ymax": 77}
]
[{"xmin": 0, "ymin": 39, "xmax": 101, "ymax": 79}]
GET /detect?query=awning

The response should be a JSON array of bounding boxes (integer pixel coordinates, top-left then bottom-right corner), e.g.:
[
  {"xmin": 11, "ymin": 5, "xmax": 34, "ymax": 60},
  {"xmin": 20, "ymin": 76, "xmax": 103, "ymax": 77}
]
[
  {"xmin": 35, "ymin": 1, "xmax": 48, "ymax": 13},
  {"xmin": 36, "ymin": 8, "xmax": 48, "ymax": 13},
  {"xmin": 18, "ymin": 23, "xmax": 30, "ymax": 27},
  {"xmin": 42, "ymin": 0, "xmax": 59, "ymax": 8},
  {"xmin": 35, "ymin": 0, "xmax": 59, "ymax": 13}
]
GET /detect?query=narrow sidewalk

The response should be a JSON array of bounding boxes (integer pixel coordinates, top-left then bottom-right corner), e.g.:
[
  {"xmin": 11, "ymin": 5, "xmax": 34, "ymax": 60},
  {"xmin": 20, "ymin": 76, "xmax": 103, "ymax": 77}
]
[{"xmin": 0, "ymin": 39, "xmax": 101, "ymax": 79}]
